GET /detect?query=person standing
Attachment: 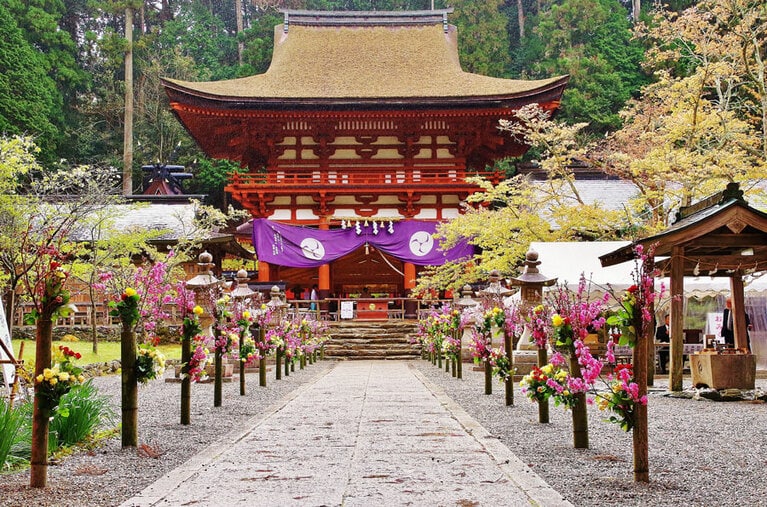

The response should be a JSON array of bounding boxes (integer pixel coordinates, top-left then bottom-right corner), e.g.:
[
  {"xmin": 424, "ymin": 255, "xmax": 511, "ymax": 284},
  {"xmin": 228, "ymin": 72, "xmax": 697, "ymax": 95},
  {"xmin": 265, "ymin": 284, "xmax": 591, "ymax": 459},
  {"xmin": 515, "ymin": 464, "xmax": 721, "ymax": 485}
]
[
  {"xmin": 655, "ymin": 314, "xmax": 670, "ymax": 374},
  {"xmin": 310, "ymin": 284, "xmax": 318, "ymax": 311},
  {"xmin": 721, "ymin": 297, "xmax": 752, "ymax": 350}
]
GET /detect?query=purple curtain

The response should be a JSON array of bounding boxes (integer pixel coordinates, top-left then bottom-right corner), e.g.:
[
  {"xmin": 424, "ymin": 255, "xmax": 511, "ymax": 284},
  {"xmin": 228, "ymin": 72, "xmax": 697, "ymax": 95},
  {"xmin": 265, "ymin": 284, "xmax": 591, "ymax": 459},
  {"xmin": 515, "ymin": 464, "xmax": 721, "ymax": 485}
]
[{"xmin": 252, "ymin": 218, "xmax": 473, "ymax": 268}]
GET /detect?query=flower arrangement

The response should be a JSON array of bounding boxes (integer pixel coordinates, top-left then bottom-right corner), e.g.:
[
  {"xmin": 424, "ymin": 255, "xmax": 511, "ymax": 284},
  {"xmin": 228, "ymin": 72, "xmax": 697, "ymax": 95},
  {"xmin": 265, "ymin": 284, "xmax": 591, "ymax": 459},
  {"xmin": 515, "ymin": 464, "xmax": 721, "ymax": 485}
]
[
  {"xmin": 187, "ymin": 345, "xmax": 210, "ymax": 382},
  {"xmin": 606, "ymin": 285, "xmax": 641, "ymax": 347},
  {"xmin": 24, "ymin": 259, "xmax": 72, "ymax": 324},
  {"xmin": 109, "ymin": 287, "xmax": 140, "ymax": 329},
  {"xmin": 595, "ymin": 364, "xmax": 647, "ymax": 432},
  {"xmin": 520, "ymin": 353, "xmax": 577, "ymax": 408},
  {"xmin": 527, "ymin": 304, "xmax": 551, "ymax": 349},
  {"xmin": 239, "ymin": 337, "xmax": 258, "ymax": 365},
  {"xmin": 135, "ymin": 343, "xmax": 166, "ymax": 383},
  {"xmin": 488, "ymin": 347, "xmax": 514, "ymax": 382},
  {"xmin": 551, "ymin": 312, "xmax": 574, "ymax": 348},
  {"xmin": 35, "ymin": 346, "xmax": 85, "ymax": 410}
]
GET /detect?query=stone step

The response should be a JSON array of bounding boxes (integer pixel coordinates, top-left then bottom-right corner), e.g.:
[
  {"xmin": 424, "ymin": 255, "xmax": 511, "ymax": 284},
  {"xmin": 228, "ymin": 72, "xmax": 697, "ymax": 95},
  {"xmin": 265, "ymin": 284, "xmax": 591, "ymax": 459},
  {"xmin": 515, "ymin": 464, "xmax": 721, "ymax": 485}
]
[{"xmin": 324, "ymin": 321, "xmax": 421, "ymax": 360}]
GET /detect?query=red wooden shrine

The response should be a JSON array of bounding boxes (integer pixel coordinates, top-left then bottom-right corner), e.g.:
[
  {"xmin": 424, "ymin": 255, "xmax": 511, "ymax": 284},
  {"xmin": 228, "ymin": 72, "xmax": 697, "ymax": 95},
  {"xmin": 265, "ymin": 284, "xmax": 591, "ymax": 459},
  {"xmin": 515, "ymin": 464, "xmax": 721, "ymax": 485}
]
[{"xmin": 162, "ymin": 9, "xmax": 568, "ymax": 299}]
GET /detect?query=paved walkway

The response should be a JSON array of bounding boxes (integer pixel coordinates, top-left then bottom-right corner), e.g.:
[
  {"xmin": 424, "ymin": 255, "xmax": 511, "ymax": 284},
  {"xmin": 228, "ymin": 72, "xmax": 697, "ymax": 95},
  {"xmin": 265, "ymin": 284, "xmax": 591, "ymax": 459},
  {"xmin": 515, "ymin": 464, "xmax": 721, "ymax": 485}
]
[{"xmin": 121, "ymin": 361, "xmax": 570, "ymax": 507}]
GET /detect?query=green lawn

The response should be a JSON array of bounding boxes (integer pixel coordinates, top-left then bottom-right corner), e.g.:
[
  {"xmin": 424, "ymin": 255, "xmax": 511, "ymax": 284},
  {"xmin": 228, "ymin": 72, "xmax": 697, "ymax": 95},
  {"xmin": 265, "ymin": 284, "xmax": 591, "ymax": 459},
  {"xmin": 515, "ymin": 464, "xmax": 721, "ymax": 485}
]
[{"xmin": 11, "ymin": 339, "xmax": 182, "ymax": 365}]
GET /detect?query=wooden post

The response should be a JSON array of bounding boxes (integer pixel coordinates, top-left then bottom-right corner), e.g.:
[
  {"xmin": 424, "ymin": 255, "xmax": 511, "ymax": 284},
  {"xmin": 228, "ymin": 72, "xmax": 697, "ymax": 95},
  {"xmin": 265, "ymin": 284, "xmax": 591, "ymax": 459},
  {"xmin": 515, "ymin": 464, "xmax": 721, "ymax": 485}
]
[
  {"xmin": 633, "ymin": 314, "xmax": 650, "ymax": 482},
  {"xmin": 504, "ymin": 332, "xmax": 513, "ymax": 406},
  {"xmin": 258, "ymin": 326, "xmax": 266, "ymax": 387},
  {"xmin": 285, "ymin": 353, "xmax": 290, "ymax": 376},
  {"xmin": 670, "ymin": 246, "xmax": 685, "ymax": 392},
  {"xmin": 180, "ymin": 330, "xmax": 191, "ymax": 425},
  {"xmin": 569, "ymin": 355, "xmax": 588, "ymax": 449},
  {"xmin": 276, "ymin": 349, "xmax": 282, "ymax": 380},
  {"xmin": 121, "ymin": 327, "xmax": 138, "ymax": 447},
  {"xmin": 484, "ymin": 360, "xmax": 492, "ymax": 395},
  {"xmin": 239, "ymin": 330, "xmax": 246, "ymax": 396},
  {"xmin": 437, "ymin": 347, "xmax": 442, "ymax": 369},
  {"xmin": 731, "ymin": 276, "xmax": 747, "ymax": 350},
  {"xmin": 213, "ymin": 345, "xmax": 223, "ymax": 407},
  {"xmin": 30, "ymin": 315, "xmax": 53, "ymax": 487},
  {"xmin": 537, "ymin": 348, "xmax": 549, "ymax": 423}
]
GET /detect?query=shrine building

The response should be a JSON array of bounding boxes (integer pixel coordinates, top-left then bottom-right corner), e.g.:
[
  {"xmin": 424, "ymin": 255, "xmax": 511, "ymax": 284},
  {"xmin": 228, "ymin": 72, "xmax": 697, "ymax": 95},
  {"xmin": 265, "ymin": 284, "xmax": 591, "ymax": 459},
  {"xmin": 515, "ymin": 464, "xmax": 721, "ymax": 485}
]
[{"xmin": 161, "ymin": 9, "xmax": 568, "ymax": 301}]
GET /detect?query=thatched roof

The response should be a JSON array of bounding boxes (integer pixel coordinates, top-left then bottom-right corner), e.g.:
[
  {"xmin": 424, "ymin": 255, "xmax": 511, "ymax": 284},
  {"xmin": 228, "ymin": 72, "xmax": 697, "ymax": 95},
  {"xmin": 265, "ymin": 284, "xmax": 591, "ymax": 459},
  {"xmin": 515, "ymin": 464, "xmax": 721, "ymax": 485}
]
[{"xmin": 162, "ymin": 10, "xmax": 567, "ymax": 106}]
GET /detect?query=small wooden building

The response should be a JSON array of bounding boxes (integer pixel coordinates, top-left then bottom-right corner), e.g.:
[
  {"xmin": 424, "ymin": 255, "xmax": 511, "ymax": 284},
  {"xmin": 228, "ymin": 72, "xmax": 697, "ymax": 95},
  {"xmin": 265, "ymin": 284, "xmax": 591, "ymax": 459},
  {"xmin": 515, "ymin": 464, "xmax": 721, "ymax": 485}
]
[{"xmin": 600, "ymin": 183, "xmax": 767, "ymax": 390}]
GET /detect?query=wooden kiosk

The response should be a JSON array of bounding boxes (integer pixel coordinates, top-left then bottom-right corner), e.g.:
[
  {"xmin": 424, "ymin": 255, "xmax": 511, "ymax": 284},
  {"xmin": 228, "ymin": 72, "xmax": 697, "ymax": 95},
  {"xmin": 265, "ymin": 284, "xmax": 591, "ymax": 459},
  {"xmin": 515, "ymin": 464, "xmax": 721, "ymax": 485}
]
[{"xmin": 601, "ymin": 183, "xmax": 765, "ymax": 391}]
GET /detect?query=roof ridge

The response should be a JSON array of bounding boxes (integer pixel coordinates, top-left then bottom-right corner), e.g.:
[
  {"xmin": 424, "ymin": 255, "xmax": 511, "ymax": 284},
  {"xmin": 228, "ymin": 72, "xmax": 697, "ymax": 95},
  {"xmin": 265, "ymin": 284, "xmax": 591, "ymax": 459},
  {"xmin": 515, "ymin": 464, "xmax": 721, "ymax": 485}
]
[{"xmin": 280, "ymin": 9, "xmax": 454, "ymax": 29}]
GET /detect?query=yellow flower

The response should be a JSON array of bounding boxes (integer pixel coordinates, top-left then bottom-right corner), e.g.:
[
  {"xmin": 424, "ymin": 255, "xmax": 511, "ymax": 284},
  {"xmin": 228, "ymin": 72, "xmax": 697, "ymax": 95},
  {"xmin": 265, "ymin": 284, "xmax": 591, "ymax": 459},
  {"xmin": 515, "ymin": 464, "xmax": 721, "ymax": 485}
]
[
  {"xmin": 49, "ymin": 377, "xmax": 58, "ymax": 386},
  {"xmin": 125, "ymin": 287, "xmax": 137, "ymax": 297},
  {"xmin": 552, "ymin": 314, "xmax": 564, "ymax": 327},
  {"xmin": 43, "ymin": 368, "xmax": 54, "ymax": 380},
  {"xmin": 36, "ymin": 374, "xmax": 44, "ymax": 383},
  {"xmin": 562, "ymin": 390, "xmax": 570, "ymax": 397},
  {"xmin": 243, "ymin": 311, "xmax": 251, "ymax": 319},
  {"xmin": 78, "ymin": 375, "xmax": 85, "ymax": 383},
  {"xmin": 58, "ymin": 372, "xmax": 70, "ymax": 382},
  {"xmin": 193, "ymin": 305, "xmax": 204, "ymax": 316},
  {"xmin": 534, "ymin": 304, "xmax": 544, "ymax": 313},
  {"xmin": 260, "ymin": 304, "xmax": 267, "ymax": 310},
  {"xmin": 541, "ymin": 364, "xmax": 553, "ymax": 375}
]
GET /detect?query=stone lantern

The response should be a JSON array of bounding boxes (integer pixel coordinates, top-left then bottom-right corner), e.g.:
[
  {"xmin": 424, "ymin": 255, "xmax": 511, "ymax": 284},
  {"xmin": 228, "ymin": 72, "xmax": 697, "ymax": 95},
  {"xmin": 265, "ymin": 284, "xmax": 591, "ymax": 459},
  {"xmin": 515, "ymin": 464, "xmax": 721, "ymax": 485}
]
[
  {"xmin": 266, "ymin": 285, "xmax": 289, "ymax": 380},
  {"xmin": 181, "ymin": 251, "xmax": 220, "ymax": 423},
  {"xmin": 230, "ymin": 269, "xmax": 256, "ymax": 394},
  {"xmin": 186, "ymin": 251, "xmax": 227, "ymax": 408},
  {"xmin": 510, "ymin": 249, "xmax": 557, "ymax": 422},
  {"xmin": 454, "ymin": 284, "xmax": 478, "ymax": 379},
  {"xmin": 509, "ymin": 250, "xmax": 557, "ymax": 308}
]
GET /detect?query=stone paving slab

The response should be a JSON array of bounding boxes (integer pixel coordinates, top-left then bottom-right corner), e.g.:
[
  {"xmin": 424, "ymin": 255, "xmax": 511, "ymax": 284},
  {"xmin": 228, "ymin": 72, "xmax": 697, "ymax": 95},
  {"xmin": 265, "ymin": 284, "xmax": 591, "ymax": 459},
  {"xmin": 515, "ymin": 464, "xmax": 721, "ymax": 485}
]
[{"xmin": 121, "ymin": 361, "xmax": 571, "ymax": 507}]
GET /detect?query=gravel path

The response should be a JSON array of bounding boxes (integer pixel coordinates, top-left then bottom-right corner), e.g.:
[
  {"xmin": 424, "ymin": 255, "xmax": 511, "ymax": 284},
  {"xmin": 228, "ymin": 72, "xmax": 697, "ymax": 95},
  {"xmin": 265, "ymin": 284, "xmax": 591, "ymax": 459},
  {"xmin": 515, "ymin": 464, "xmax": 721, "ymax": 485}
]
[
  {"xmin": 416, "ymin": 362, "xmax": 767, "ymax": 507},
  {"xmin": 1, "ymin": 359, "xmax": 765, "ymax": 507}
]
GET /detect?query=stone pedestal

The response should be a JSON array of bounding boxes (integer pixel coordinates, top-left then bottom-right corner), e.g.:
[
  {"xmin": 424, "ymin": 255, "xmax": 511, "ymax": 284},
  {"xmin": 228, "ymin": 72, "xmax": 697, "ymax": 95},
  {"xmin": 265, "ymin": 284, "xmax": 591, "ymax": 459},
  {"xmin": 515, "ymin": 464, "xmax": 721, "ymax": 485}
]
[{"xmin": 513, "ymin": 350, "xmax": 538, "ymax": 377}]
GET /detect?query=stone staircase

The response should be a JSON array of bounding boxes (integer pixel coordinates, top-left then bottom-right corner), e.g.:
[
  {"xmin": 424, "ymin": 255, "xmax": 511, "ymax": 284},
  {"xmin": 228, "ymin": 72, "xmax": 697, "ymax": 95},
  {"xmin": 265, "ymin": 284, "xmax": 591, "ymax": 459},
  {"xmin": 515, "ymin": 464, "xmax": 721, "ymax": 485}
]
[{"xmin": 323, "ymin": 321, "xmax": 422, "ymax": 360}]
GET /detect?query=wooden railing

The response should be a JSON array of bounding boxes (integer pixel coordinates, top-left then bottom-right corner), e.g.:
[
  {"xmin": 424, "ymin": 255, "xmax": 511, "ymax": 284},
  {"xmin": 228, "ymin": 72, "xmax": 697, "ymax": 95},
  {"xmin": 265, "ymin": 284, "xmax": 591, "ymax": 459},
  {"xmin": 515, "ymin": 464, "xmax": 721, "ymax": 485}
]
[{"xmin": 229, "ymin": 167, "xmax": 501, "ymax": 188}]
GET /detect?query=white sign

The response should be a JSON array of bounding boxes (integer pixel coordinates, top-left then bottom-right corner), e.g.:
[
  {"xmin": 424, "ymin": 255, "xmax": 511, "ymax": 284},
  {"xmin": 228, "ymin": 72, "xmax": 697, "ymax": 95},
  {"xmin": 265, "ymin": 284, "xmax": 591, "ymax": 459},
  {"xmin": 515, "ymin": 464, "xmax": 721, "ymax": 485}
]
[
  {"xmin": 340, "ymin": 301, "xmax": 355, "ymax": 320},
  {"xmin": 706, "ymin": 312, "xmax": 724, "ymax": 344},
  {"xmin": 0, "ymin": 301, "xmax": 14, "ymax": 389}
]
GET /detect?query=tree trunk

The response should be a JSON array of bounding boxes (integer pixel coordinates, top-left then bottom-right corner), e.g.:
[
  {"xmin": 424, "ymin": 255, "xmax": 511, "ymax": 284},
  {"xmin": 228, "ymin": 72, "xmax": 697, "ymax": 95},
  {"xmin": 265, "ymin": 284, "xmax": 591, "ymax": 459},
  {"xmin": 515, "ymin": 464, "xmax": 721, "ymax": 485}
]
[
  {"xmin": 516, "ymin": 0, "xmax": 525, "ymax": 38},
  {"xmin": 30, "ymin": 314, "xmax": 53, "ymax": 488},
  {"xmin": 569, "ymin": 354, "xmax": 589, "ymax": 449},
  {"xmin": 235, "ymin": 0, "xmax": 244, "ymax": 64},
  {"xmin": 121, "ymin": 327, "xmax": 138, "ymax": 447},
  {"xmin": 537, "ymin": 347, "xmax": 550, "ymax": 423},
  {"xmin": 122, "ymin": 7, "xmax": 134, "ymax": 196},
  {"xmin": 90, "ymin": 299, "xmax": 98, "ymax": 354}
]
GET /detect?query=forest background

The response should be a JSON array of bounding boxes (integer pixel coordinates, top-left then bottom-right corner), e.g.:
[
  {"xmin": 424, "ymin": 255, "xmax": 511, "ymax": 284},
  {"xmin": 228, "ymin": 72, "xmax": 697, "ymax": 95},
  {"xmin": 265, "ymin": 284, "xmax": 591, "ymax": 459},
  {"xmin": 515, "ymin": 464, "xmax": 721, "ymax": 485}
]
[{"xmin": 1, "ymin": 0, "xmax": 767, "ymax": 277}]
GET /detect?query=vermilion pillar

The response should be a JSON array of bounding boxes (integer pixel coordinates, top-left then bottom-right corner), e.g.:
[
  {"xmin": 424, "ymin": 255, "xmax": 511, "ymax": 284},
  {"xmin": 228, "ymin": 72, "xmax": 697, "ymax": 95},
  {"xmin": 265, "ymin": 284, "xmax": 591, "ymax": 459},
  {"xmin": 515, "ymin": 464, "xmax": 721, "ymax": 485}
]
[
  {"xmin": 318, "ymin": 218, "xmax": 331, "ymax": 298},
  {"xmin": 257, "ymin": 260, "xmax": 270, "ymax": 282},
  {"xmin": 404, "ymin": 262, "xmax": 417, "ymax": 318}
]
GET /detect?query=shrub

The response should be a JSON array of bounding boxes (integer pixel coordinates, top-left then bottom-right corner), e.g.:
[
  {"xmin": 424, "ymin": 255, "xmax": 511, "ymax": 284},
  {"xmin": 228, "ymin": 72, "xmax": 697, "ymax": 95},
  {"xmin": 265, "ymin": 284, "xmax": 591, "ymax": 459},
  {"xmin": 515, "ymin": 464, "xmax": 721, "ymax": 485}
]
[
  {"xmin": 0, "ymin": 398, "xmax": 32, "ymax": 470},
  {"xmin": 49, "ymin": 380, "xmax": 115, "ymax": 449}
]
